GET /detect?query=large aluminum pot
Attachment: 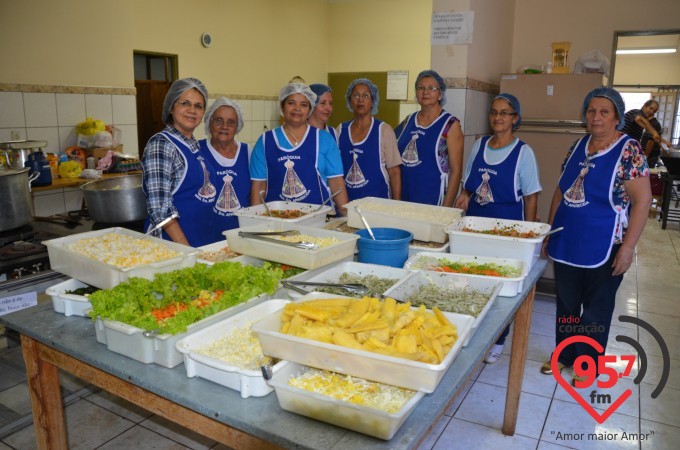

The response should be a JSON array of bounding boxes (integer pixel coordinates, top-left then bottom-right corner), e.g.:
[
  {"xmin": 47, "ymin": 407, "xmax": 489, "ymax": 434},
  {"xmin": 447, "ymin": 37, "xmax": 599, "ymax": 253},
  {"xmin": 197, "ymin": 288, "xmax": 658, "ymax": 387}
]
[
  {"xmin": 0, "ymin": 167, "xmax": 38, "ymax": 231},
  {"xmin": 81, "ymin": 174, "xmax": 148, "ymax": 223}
]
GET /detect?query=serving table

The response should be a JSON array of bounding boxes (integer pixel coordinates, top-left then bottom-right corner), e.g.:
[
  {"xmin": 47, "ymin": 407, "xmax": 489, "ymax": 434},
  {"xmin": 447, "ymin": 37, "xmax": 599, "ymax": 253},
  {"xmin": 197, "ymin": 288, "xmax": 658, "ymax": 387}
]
[{"xmin": 1, "ymin": 260, "xmax": 547, "ymax": 450}]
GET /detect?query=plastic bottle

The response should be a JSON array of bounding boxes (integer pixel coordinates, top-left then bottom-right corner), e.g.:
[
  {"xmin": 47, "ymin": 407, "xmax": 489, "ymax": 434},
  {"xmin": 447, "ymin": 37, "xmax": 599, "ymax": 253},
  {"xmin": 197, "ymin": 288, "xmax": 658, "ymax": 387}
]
[{"xmin": 86, "ymin": 156, "xmax": 96, "ymax": 170}]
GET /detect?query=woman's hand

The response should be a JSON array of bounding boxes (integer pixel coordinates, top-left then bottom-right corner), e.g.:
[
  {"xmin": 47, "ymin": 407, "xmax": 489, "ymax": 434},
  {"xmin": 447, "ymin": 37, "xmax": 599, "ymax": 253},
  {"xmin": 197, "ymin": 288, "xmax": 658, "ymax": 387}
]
[
  {"xmin": 612, "ymin": 246, "xmax": 634, "ymax": 276},
  {"xmin": 454, "ymin": 190, "xmax": 470, "ymax": 210}
]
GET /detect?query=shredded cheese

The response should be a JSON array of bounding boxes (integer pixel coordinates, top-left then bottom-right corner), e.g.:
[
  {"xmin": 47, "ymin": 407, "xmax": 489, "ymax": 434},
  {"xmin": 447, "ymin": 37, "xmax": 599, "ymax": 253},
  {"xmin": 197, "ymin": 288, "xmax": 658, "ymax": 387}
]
[
  {"xmin": 289, "ymin": 368, "xmax": 415, "ymax": 414},
  {"xmin": 272, "ymin": 234, "xmax": 338, "ymax": 248},
  {"xmin": 66, "ymin": 232, "xmax": 180, "ymax": 268},
  {"xmin": 193, "ymin": 323, "xmax": 272, "ymax": 371},
  {"xmin": 356, "ymin": 200, "xmax": 461, "ymax": 225}
]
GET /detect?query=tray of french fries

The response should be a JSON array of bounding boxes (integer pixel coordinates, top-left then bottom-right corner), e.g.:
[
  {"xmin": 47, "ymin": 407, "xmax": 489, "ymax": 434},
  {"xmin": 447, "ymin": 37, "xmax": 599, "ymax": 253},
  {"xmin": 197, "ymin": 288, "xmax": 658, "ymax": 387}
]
[{"xmin": 252, "ymin": 293, "xmax": 474, "ymax": 393}]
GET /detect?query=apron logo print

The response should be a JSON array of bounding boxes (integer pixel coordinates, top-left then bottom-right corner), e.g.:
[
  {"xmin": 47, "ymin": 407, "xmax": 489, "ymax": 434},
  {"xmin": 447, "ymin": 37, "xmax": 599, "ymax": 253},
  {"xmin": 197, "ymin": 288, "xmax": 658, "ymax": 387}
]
[{"xmin": 552, "ymin": 315, "xmax": 670, "ymax": 424}]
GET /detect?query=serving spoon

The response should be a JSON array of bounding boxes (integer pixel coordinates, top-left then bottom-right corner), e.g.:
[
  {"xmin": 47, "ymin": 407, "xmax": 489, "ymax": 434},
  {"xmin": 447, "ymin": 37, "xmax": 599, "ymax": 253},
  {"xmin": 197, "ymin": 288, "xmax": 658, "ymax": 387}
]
[
  {"xmin": 354, "ymin": 206, "xmax": 376, "ymax": 240},
  {"xmin": 282, "ymin": 280, "xmax": 369, "ymax": 296},
  {"xmin": 537, "ymin": 226, "xmax": 564, "ymax": 239},
  {"xmin": 314, "ymin": 189, "xmax": 344, "ymax": 212},
  {"xmin": 258, "ymin": 190, "xmax": 272, "ymax": 217},
  {"xmin": 137, "ymin": 213, "xmax": 178, "ymax": 240}
]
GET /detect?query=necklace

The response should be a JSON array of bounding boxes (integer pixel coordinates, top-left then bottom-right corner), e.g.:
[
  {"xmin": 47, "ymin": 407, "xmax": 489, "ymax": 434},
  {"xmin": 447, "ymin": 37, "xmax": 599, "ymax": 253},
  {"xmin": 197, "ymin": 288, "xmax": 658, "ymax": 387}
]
[
  {"xmin": 588, "ymin": 131, "xmax": 621, "ymax": 154},
  {"xmin": 284, "ymin": 125, "xmax": 304, "ymax": 146}
]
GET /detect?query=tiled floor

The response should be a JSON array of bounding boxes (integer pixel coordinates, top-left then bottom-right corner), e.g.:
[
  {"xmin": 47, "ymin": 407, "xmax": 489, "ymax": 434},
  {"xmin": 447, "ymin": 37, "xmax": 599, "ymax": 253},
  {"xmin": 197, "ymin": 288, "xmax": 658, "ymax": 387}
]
[{"xmin": 0, "ymin": 217, "xmax": 678, "ymax": 449}]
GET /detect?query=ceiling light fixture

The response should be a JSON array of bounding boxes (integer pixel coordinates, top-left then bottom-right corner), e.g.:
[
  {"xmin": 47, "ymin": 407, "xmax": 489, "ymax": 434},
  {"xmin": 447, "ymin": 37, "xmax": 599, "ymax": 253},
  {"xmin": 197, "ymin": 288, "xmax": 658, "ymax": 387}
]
[{"xmin": 616, "ymin": 47, "xmax": 677, "ymax": 55}]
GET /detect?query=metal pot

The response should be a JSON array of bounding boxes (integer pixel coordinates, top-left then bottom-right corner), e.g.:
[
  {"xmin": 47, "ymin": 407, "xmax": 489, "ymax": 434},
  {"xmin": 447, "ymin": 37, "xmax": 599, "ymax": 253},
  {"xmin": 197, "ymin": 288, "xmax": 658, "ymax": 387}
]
[
  {"xmin": 81, "ymin": 174, "xmax": 148, "ymax": 223},
  {"xmin": 0, "ymin": 166, "xmax": 39, "ymax": 231}
]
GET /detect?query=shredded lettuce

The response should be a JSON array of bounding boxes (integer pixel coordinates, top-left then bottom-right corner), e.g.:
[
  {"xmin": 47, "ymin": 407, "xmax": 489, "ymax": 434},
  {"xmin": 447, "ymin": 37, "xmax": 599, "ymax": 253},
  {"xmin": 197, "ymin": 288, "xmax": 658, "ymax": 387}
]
[{"xmin": 87, "ymin": 261, "xmax": 282, "ymax": 334}]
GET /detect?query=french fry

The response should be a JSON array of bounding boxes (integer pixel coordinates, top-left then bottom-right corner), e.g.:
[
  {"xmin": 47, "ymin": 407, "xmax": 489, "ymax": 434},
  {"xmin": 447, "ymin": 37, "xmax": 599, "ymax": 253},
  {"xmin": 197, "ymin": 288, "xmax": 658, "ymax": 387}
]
[
  {"xmin": 332, "ymin": 330, "xmax": 364, "ymax": 350},
  {"xmin": 348, "ymin": 319, "xmax": 388, "ymax": 334}
]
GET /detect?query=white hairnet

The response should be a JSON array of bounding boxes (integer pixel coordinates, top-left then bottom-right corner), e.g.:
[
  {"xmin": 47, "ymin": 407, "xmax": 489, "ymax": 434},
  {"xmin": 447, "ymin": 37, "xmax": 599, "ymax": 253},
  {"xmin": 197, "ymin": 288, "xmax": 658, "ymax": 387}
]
[
  {"xmin": 278, "ymin": 83, "xmax": 317, "ymax": 117},
  {"xmin": 345, "ymin": 78, "xmax": 379, "ymax": 115},
  {"xmin": 162, "ymin": 78, "xmax": 209, "ymax": 126},
  {"xmin": 204, "ymin": 97, "xmax": 245, "ymax": 136}
]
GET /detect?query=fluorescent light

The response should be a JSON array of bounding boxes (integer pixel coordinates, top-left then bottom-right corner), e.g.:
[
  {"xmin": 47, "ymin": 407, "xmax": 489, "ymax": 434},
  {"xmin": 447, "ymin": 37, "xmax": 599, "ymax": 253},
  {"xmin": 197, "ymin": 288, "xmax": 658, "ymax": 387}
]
[{"xmin": 616, "ymin": 48, "xmax": 677, "ymax": 55}]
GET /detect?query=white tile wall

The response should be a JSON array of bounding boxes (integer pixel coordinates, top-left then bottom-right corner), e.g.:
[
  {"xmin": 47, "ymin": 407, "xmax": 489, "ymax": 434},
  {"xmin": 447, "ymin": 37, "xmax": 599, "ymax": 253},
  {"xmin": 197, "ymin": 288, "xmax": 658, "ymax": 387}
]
[
  {"xmin": 56, "ymin": 93, "xmax": 86, "ymax": 126},
  {"xmin": 84, "ymin": 94, "xmax": 113, "ymax": 124},
  {"xmin": 0, "ymin": 92, "xmax": 25, "ymax": 128},
  {"xmin": 24, "ymin": 93, "xmax": 57, "ymax": 127}
]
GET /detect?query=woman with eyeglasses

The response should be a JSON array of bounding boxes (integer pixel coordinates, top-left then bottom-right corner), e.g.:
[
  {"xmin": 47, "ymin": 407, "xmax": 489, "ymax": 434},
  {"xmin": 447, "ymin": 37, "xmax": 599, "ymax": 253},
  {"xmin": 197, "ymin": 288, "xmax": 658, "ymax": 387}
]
[
  {"xmin": 454, "ymin": 93, "xmax": 542, "ymax": 363},
  {"xmin": 198, "ymin": 97, "xmax": 251, "ymax": 241},
  {"xmin": 337, "ymin": 78, "xmax": 401, "ymax": 201},
  {"xmin": 395, "ymin": 70, "xmax": 463, "ymax": 206},
  {"xmin": 308, "ymin": 83, "xmax": 338, "ymax": 142},
  {"xmin": 542, "ymin": 88, "xmax": 651, "ymax": 386},
  {"xmin": 142, "ymin": 77, "xmax": 217, "ymax": 246},
  {"xmin": 250, "ymin": 83, "xmax": 348, "ymax": 213}
]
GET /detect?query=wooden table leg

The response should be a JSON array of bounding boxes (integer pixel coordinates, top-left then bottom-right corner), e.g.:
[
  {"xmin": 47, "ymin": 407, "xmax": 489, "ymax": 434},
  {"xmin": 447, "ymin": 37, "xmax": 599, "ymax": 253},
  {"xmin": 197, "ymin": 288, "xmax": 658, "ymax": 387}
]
[
  {"xmin": 21, "ymin": 334, "xmax": 68, "ymax": 450},
  {"xmin": 502, "ymin": 286, "xmax": 536, "ymax": 436}
]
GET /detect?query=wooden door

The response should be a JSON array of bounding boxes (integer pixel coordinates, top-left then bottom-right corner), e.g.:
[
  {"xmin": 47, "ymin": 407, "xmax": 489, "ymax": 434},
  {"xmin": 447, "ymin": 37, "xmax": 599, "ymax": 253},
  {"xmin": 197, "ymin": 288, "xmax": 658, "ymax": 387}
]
[
  {"xmin": 653, "ymin": 90, "xmax": 678, "ymax": 144},
  {"xmin": 135, "ymin": 80, "xmax": 171, "ymax": 155}
]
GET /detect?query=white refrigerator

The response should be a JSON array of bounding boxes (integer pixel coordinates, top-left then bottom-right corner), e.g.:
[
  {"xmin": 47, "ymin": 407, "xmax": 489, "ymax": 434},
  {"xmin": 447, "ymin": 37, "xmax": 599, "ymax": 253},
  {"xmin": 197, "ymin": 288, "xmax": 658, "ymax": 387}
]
[{"xmin": 500, "ymin": 73, "xmax": 607, "ymax": 281}]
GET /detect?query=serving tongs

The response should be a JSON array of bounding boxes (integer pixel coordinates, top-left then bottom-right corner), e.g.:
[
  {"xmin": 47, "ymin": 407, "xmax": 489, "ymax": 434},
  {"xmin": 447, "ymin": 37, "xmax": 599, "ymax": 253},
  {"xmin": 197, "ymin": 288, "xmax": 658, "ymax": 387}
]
[
  {"xmin": 137, "ymin": 213, "xmax": 178, "ymax": 240},
  {"xmin": 281, "ymin": 280, "xmax": 369, "ymax": 296},
  {"xmin": 238, "ymin": 231, "xmax": 319, "ymax": 250}
]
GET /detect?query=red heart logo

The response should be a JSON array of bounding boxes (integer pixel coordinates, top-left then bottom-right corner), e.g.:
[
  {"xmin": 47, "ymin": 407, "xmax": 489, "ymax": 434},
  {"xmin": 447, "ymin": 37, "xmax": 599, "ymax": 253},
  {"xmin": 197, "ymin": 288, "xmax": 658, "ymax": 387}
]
[{"xmin": 552, "ymin": 335, "xmax": 632, "ymax": 424}]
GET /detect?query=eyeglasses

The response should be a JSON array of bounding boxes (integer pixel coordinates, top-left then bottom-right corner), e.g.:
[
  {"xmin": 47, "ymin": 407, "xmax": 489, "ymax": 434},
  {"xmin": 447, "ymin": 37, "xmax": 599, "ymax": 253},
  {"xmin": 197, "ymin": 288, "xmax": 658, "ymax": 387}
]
[
  {"xmin": 212, "ymin": 118, "xmax": 238, "ymax": 128},
  {"xmin": 175, "ymin": 99, "xmax": 205, "ymax": 111},
  {"xmin": 489, "ymin": 110, "xmax": 516, "ymax": 118},
  {"xmin": 416, "ymin": 86, "xmax": 440, "ymax": 92},
  {"xmin": 351, "ymin": 93, "xmax": 372, "ymax": 101}
]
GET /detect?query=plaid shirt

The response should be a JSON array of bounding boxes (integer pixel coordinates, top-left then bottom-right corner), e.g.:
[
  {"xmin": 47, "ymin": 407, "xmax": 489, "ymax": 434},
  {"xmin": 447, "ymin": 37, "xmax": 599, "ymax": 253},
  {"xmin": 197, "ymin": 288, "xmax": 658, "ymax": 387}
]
[{"xmin": 141, "ymin": 126, "xmax": 201, "ymax": 229}]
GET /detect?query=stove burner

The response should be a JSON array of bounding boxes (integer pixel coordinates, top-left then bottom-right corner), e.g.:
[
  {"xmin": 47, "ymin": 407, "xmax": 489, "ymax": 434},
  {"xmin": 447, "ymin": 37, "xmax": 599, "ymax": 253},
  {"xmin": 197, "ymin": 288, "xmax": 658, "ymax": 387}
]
[{"xmin": 0, "ymin": 241, "xmax": 46, "ymax": 261}]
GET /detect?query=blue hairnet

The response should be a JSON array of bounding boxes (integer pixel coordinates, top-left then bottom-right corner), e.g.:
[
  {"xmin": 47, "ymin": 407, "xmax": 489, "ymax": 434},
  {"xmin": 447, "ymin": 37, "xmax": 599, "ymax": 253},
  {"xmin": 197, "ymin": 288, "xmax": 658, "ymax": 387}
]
[
  {"xmin": 494, "ymin": 93, "xmax": 522, "ymax": 129},
  {"xmin": 345, "ymin": 78, "xmax": 379, "ymax": 115},
  {"xmin": 309, "ymin": 83, "xmax": 332, "ymax": 106},
  {"xmin": 415, "ymin": 70, "xmax": 447, "ymax": 106},
  {"xmin": 279, "ymin": 83, "xmax": 317, "ymax": 117},
  {"xmin": 581, "ymin": 87, "xmax": 625, "ymax": 130},
  {"xmin": 162, "ymin": 78, "xmax": 208, "ymax": 126},
  {"xmin": 204, "ymin": 97, "xmax": 245, "ymax": 136}
]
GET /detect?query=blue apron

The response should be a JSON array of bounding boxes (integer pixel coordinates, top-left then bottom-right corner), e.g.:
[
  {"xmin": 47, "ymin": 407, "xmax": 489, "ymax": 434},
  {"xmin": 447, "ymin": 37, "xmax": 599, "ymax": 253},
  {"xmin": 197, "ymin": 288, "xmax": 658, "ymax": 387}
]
[
  {"xmin": 548, "ymin": 135, "xmax": 627, "ymax": 268},
  {"xmin": 147, "ymin": 131, "xmax": 216, "ymax": 247},
  {"xmin": 199, "ymin": 140, "xmax": 251, "ymax": 240},
  {"xmin": 325, "ymin": 125, "xmax": 338, "ymax": 143},
  {"xmin": 338, "ymin": 118, "xmax": 390, "ymax": 201},
  {"xmin": 464, "ymin": 136, "xmax": 524, "ymax": 220},
  {"xmin": 397, "ymin": 111, "xmax": 453, "ymax": 205},
  {"xmin": 262, "ymin": 127, "xmax": 329, "ymax": 204}
]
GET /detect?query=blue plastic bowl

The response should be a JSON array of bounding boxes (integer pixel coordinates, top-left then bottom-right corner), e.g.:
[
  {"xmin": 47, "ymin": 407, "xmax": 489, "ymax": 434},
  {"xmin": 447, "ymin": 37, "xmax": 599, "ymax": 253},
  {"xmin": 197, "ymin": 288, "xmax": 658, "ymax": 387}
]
[{"xmin": 355, "ymin": 228, "xmax": 413, "ymax": 268}]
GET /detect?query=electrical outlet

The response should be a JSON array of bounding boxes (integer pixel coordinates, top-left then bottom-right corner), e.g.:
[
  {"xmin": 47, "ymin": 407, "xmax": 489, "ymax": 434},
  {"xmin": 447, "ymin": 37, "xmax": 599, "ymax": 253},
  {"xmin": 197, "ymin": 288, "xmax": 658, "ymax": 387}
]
[{"xmin": 10, "ymin": 130, "xmax": 21, "ymax": 140}]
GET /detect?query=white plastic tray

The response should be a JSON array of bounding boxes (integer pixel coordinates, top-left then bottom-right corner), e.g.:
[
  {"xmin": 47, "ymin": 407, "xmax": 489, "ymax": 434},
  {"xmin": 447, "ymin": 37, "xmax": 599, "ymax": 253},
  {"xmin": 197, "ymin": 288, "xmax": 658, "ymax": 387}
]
[
  {"xmin": 44, "ymin": 227, "xmax": 198, "ymax": 290},
  {"xmin": 196, "ymin": 240, "xmax": 240, "ymax": 264},
  {"xmin": 383, "ymin": 271, "xmax": 502, "ymax": 346},
  {"xmin": 345, "ymin": 197, "xmax": 462, "ymax": 243},
  {"xmin": 268, "ymin": 362, "xmax": 424, "ymax": 440},
  {"xmin": 403, "ymin": 252, "xmax": 528, "ymax": 297},
  {"xmin": 224, "ymin": 223, "xmax": 359, "ymax": 270},
  {"xmin": 46, "ymin": 278, "xmax": 93, "ymax": 317},
  {"xmin": 175, "ymin": 300, "xmax": 290, "ymax": 398},
  {"xmin": 235, "ymin": 201, "xmax": 332, "ymax": 228},
  {"xmin": 409, "ymin": 241, "xmax": 449, "ymax": 256},
  {"xmin": 94, "ymin": 294, "xmax": 268, "ymax": 368},
  {"xmin": 252, "ymin": 292, "xmax": 474, "ymax": 393},
  {"xmin": 284, "ymin": 261, "xmax": 408, "ymax": 299},
  {"xmin": 445, "ymin": 216, "xmax": 550, "ymax": 270}
]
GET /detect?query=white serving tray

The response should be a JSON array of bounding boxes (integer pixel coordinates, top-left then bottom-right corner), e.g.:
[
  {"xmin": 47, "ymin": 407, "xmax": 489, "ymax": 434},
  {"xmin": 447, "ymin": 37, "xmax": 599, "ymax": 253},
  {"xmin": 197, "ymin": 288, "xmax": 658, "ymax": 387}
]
[
  {"xmin": 224, "ymin": 223, "xmax": 358, "ymax": 270},
  {"xmin": 235, "ymin": 201, "xmax": 332, "ymax": 228},
  {"xmin": 284, "ymin": 261, "xmax": 409, "ymax": 299},
  {"xmin": 445, "ymin": 216, "xmax": 550, "ymax": 270},
  {"xmin": 345, "ymin": 197, "xmax": 462, "ymax": 243},
  {"xmin": 403, "ymin": 252, "xmax": 528, "ymax": 297},
  {"xmin": 175, "ymin": 300, "xmax": 290, "ymax": 398},
  {"xmin": 252, "ymin": 292, "xmax": 474, "ymax": 393},
  {"xmin": 44, "ymin": 227, "xmax": 197, "ymax": 290},
  {"xmin": 268, "ymin": 362, "xmax": 424, "ymax": 440},
  {"xmin": 196, "ymin": 240, "xmax": 240, "ymax": 264},
  {"xmin": 94, "ymin": 294, "xmax": 268, "ymax": 368},
  {"xmin": 383, "ymin": 271, "xmax": 502, "ymax": 346},
  {"xmin": 46, "ymin": 278, "xmax": 93, "ymax": 317}
]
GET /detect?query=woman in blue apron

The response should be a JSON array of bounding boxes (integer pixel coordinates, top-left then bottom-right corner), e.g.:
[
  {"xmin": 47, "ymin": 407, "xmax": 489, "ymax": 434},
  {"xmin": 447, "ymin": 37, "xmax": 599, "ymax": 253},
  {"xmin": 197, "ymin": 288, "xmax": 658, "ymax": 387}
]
[
  {"xmin": 396, "ymin": 70, "xmax": 463, "ymax": 206},
  {"xmin": 141, "ymin": 78, "xmax": 216, "ymax": 247},
  {"xmin": 337, "ymin": 78, "xmax": 402, "ymax": 202},
  {"xmin": 249, "ymin": 83, "xmax": 348, "ymax": 213},
  {"xmin": 199, "ymin": 97, "xmax": 251, "ymax": 243},
  {"xmin": 455, "ymin": 93, "xmax": 542, "ymax": 363},
  {"xmin": 543, "ymin": 88, "xmax": 651, "ymax": 386},
  {"xmin": 308, "ymin": 83, "xmax": 338, "ymax": 143}
]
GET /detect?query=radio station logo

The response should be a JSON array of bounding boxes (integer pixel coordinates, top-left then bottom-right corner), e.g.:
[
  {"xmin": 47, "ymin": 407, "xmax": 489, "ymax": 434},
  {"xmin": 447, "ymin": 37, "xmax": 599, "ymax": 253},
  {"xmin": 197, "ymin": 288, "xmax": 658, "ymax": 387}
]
[{"xmin": 551, "ymin": 314, "xmax": 670, "ymax": 424}]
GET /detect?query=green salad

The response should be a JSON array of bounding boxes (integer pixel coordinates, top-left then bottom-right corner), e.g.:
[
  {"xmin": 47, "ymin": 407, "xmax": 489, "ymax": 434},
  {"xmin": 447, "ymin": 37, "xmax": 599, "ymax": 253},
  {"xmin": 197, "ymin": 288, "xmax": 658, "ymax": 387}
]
[{"xmin": 88, "ymin": 261, "xmax": 281, "ymax": 335}]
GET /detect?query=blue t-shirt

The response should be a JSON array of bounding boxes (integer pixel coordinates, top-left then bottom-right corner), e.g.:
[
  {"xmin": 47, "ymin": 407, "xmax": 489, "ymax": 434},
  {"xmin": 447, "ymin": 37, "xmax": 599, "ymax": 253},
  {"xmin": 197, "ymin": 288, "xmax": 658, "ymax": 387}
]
[{"xmin": 250, "ymin": 126, "xmax": 344, "ymax": 182}]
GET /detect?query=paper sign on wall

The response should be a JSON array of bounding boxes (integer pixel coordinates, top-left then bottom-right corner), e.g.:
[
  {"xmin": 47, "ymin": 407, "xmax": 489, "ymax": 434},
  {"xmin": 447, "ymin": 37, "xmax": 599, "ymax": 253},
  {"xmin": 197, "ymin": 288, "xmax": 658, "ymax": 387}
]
[
  {"xmin": 387, "ymin": 71, "xmax": 409, "ymax": 100},
  {"xmin": 431, "ymin": 11, "xmax": 474, "ymax": 45}
]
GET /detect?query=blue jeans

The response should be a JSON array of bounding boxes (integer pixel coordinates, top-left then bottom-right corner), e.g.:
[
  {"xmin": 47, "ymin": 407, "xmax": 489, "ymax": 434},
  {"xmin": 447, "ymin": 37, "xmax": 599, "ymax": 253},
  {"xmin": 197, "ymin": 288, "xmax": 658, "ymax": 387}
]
[
  {"xmin": 496, "ymin": 325, "xmax": 510, "ymax": 346},
  {"xmin": 553, "ymin": 245, "xmax": 624, "ymax": 369}
]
